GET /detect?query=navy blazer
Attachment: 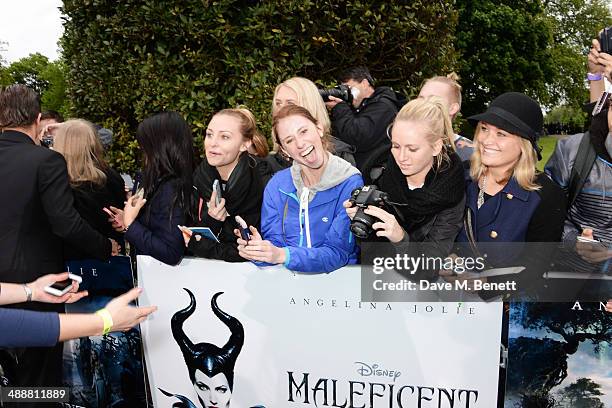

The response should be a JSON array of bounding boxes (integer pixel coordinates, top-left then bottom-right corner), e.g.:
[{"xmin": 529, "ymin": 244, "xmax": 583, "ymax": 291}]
[
  {"xmin": 125, "ymin": 180, "xmax": 186, "ymax": 265},
  {"xmin": 457, "ymin": 173, "xmax": 565, "ymax": 265}
]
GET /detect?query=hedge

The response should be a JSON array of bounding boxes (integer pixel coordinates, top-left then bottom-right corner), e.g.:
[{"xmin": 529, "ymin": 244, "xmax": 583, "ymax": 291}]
[{"xmin": 61, "ymin": 0, "xmax": 458, "ymax": 173}]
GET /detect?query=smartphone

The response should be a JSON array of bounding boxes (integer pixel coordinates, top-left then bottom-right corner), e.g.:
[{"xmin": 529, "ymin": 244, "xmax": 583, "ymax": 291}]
[
  {"xmin": 213, "ymin": 179, "xmax": 222, "ymax": 206},
  {"xmin": 184, "ymin": 226, "xmax": 220, "ymax": 243},
  {"xmin": 131, "ymin": 178, "xmax": 140, "ymax": 197},
  {"xmin": 600, "ymin": 26, "xmax": 612, "ymax": 54},
  {"xmin": 235, "ymin": 216, "xmax": 251, "ymax": 242},
  {"xmin": 576, "ymin": 236, "xmax": 606, "ymax": 247},
  {"xmin": 44, "ymin": 273, "xmax": 83, "ymax": 297}
]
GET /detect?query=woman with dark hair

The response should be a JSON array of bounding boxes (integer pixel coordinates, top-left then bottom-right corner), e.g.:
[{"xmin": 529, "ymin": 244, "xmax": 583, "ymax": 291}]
[
  {"xmin": 109, "ymin": 112, "xmax": 194, "ymax": 265},
  {"xmin": 160, "ymin": 289, "xmax": 250, "ymax": 408},
  {"xmin": 179, "ymin": 108, "xmax": 270, "ymax": 262}
]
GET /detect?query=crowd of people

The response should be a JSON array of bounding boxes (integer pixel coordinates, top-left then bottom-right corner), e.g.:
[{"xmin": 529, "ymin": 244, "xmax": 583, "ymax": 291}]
[{"xmin": 0, "ymin": 33, "xmax": 611, "ymax": 403}]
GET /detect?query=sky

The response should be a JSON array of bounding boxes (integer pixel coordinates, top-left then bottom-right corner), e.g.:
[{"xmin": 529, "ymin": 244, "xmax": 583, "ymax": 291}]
[{"xmin": 0, "ymin": 0, "xmax": 63, "ymax": 64}]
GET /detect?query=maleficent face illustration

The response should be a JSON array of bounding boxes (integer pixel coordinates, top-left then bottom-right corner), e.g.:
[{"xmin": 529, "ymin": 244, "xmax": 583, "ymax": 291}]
[{"xmin": 171, "ymin": 289, "xmax": 244, "ymax": 408}]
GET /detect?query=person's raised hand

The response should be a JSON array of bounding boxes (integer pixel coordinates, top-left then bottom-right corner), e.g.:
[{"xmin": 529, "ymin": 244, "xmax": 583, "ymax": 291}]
[
  {"xmin": 343, "ymin": 199, "xmax": 358, "ymax": 220},
  {"xmin": 365, "ymin": 206, "xmax": 407, "ymax": 243},
  {"xmin": 325, "ymin": 95, "xmax": 343, "ymax": 110},
  {"xmin": 588, "ymin": 38, "xmax": 604, "ymax": 74},
  {"xmin": 123, "ymin": 195, "xmax": 147, "ymax": 229},
  {"xmin": 576, "ymin": 228, "xmax": 612, "ymax": 264},
  {"xmin": 103, "ymin": 288, "xmax": 157, "ymax": 332}
]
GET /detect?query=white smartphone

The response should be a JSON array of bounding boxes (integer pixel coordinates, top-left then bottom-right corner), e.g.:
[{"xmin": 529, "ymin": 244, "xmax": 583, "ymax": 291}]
[
  {"xmin": 576, "ymin": 236, "xmax": 606, "ymax": 248},
  {"xmin": 212, "ymin": 179, "xmax": 222, "ymax": 206},
  {"xmin": 44, "ymin": 273, "xmax": 82, "ymax": 297}
]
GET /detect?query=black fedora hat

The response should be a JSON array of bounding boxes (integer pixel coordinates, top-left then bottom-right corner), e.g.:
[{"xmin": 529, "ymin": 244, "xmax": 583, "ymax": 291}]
[{"xmin": 468, "ymin": 92, "xmax": 543, "ymax": 160}]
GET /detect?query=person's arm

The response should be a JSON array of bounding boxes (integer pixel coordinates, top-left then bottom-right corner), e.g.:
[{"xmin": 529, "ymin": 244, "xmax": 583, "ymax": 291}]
[
  {"xmin": 0, "ymin": 288, "xmax": 155, "ymax": 347},
  {"xmin": 260, "ymin": 181, "xmax": 288, "ymax": 249},
  {"xmin": 58, "ymin": 288, "xmax": 156, "ymax": 341},
  {"xmin": 125, "ymin": 184, "xmax": 186, "ymax": 265},
  {"xmin": 38, "ymin": 152, "xmax": 111, "ymax": 259},
  {"xmin": 588, "ymin": 38, "xmax": 606, "ymax": 103},
  {"xmin": 0, "ymin": 308, "xmax": 60, "ymax": 348},
  {"xmin": 0, "ymin": 273, "xmax": 87, "ymax": 306},
  {"xmin": 544, "ymin": 137, "xmax": 580, "ymax": 244},
  {"xmin": 331, "ymin": 99, "xmax": 397, "ymax": 152}
]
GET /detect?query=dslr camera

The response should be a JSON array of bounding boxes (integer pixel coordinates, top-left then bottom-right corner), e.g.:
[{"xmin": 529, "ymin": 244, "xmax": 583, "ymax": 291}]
[
  {"xmin": 348, "ymin": 185, "xmax": 388, "ymax": 239},
  {"xmin": 601, "ymin": 27, "xmax": 612, "ymax": 54},
  {"xmin": 319, "ymin": 84, "xmax": 353, "ymax": 105}
]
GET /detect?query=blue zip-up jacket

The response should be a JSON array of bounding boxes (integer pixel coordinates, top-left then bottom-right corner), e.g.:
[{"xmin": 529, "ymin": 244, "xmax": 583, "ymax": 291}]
[{"xmin": 260, "ymin": 156, "xmax": 363, "ymax": 273}]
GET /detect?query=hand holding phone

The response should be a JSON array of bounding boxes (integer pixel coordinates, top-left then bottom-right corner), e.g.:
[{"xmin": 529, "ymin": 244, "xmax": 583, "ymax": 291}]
[
  {"xmin": 44, "ymin": 273, "xmax": 83, "ymax": 297},
  {"xmin": 235, "ymin": 216, "xmax": 251, "ymax": 242},
  {"xmin": 213, "ymin": 179, "xmax": 222, "ymax": 207}
]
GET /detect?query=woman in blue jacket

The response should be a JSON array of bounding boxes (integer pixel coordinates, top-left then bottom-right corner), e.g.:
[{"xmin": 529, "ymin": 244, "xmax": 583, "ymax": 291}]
[{"xmin": 236, "ymin": 105, "xmax": 362, "ymax": 273}]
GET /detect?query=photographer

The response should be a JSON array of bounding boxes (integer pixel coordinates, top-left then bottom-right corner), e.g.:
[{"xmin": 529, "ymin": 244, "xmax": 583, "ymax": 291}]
[
  {"xmin": 326, "ymin": 66, "xmax": 401, "ymax": 172},
  {"xmin": 344, "ymin": 97, "xmax": 465, "ymax": 263}
]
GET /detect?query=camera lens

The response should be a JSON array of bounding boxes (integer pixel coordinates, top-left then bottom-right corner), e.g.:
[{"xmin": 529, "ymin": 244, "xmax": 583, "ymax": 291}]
[{"xmin": 350, "ymin": 209, "xmax": 375, "ymax": 239}]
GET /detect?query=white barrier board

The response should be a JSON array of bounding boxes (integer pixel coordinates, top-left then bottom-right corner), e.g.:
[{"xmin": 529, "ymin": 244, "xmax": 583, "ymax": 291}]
[{"xmin": 139, "ymin": 256, "xmax": 503, "ymax": 407}]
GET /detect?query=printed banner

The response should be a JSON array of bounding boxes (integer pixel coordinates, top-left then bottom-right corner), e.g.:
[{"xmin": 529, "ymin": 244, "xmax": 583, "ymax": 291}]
[
  {"xmin": 139, "ymin": 256, "xmax": 504, "ymax": 408},
  {"xmin": 62, "ymin": 256, "xmax": 147, "ymax": 408},
  {"xmin": 505, "ymin": 301, "xmax": 612, "ymax": 407}
]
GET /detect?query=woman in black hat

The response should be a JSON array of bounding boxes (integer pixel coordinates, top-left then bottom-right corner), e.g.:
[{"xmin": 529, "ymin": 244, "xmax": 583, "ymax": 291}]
[{"xmin": 453, "ymin": 92, "xmax": 566, "ymax": 296}]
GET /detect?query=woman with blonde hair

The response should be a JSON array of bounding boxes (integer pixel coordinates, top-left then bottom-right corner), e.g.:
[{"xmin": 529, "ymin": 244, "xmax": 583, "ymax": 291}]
[
  {"xmin": 266, "ymin": 76, "xmax": 355, "ymax": 172},
  {"xmin": 418, "ymin": 72, "xmax": 473, "ymax": 161},
  {"xmin": 344, "ymin": 96, "xmax": 465, "ymax": 263},
  {"xmin": 53, "ymin": 119, "xmax": 126, "ymax": 259},
  {"xmin": 181, "ymin": 108, "xmax": 270, "ymax": 262},
  {"xmin": 453, "ymin": 92, "xmax": 565, "ymax": 295}
]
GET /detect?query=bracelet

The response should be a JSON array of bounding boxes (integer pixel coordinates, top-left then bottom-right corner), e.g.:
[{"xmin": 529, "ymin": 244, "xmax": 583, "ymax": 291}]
[
  {"xmin": 22, "ymin": 284, "xmax": 32, "ymax": 302},
  {"xmin": 587, "ymin": 72, "xmax": 603, "ymax": 81},
  {"xmin": 95, "ymin": 308, "xmax": 114, "ymax": 335}
]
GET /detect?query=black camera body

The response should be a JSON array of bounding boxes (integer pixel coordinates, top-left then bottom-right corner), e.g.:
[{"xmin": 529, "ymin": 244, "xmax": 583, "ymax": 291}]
[
  {"xmin": 40, "ymin": 136, "xmax": 53, "ymax": 148},
  {"xmin": 601, "ymin": 27, "xmax": 612, "ymax": 55},
  {"xmin": 349, "ymin": 185, "xmax": 388, "ymax": 239},
  {"xmin": 319, "ymin": 84, "xmax": 353, "ymax": 105}
]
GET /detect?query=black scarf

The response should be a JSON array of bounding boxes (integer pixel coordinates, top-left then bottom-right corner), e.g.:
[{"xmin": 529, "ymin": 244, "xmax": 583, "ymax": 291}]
[
  {"xmin": 589, "ymin": 108, "xmax": 612, "ymax": 163},
  {"xmin": 193, "ymin": 153, "xmax": 265, "ymax": 217},
  {"xmin": 378, "ymin": 151, "xmax": 465, "ymax": 229}
]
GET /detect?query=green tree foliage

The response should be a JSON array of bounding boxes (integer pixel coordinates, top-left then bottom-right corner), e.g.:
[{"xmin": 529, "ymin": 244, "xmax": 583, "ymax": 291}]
[
  {"xmin": 544, "ymin": 104, "xmax": 587, "ymax": 134},
  {"xmin": 0, "ymin": 53, "xmax": 69, "ymax": 116},
  {"xmin": 558, "ymin": 378, "xmax": 605, "ymax": 408},
  {"xmin": 455, "ymin": 0, "xmax": 556, "ymax": 133},
  {"xmin": 5, "ymin": 53, "xmax": 52, "ymax": 95},
  {"xmin": 39, "ymin": 61, "xmax": 69, "ymax": 115},
  {"xmin": 60, "ymin": 0, "xmax": 458, "ymax": 174},
  {"xmin": 544, "ymin": 0, "xmax": 612, "ymax": 110}
]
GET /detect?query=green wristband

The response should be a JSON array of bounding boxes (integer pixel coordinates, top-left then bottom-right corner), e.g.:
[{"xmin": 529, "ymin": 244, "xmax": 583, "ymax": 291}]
[{"xmin": 95, "ymin": 308, "xmax": 114, "ymax": 335}]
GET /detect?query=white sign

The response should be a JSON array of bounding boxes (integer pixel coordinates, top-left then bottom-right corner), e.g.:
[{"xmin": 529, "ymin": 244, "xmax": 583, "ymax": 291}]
[{"xmin": 139, "ymin": 256, "xmax": 503, "ymax": 407}]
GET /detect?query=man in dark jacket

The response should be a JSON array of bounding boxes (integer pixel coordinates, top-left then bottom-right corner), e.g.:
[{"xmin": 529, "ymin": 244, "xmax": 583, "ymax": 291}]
[
  {"xmin": 0, "ymin": 85, "xmax": 114, "ymax": 400},
  {"xmin": 326, "ymin": 66, "xmax": 401, "ymax": 172}
]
